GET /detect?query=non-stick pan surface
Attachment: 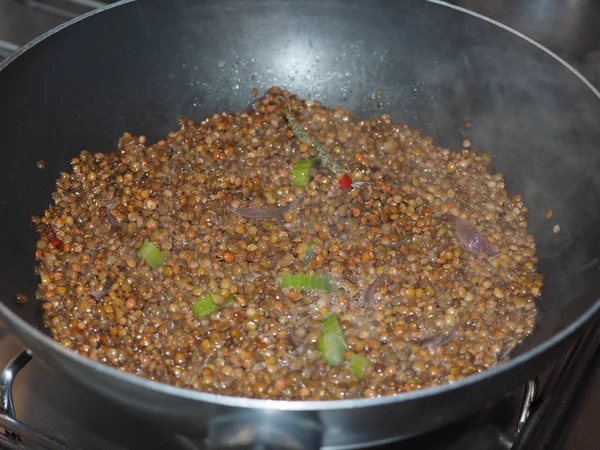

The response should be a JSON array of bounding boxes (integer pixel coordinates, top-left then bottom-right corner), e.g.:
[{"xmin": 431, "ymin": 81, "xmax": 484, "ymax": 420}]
[{"xmin": 1, "ymin": 1, "xmax": 600, "ymax": 448}]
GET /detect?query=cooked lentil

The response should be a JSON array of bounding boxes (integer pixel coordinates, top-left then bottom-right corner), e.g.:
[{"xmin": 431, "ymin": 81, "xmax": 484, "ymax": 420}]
[{"xmin": 33, "ymin": 87, "xmax": 542, "ymax": 400}]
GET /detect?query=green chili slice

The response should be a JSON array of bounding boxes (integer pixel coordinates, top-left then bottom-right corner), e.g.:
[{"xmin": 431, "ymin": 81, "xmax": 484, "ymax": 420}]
[
  {"xmin": 193, "ymin": 292, "xmax": 235, "ymax": 319},
  {"xmin": 292, "ymin": 159, "xmax": 314, "ymax": 187},
  {"xmin": 317, "ymin": 313, "xmax": 347, "ymax": 367},
  {"xmin": 322, "ymin": 312, "xmax": 343, "ymax": 335},
  {"xmin": 193, "ymin": 293, "xmax": 217, "ymax": 318},
  {"xmin": 281, "ymin": 274, "xmax": 331, "ymax": 292},
  {"xmin": 350, "ymin": 354, "xmax": 371, "ymax": 379},
  {"xmin": 137, "ymin": 240, "xmax": 166, "ymax": 268}
]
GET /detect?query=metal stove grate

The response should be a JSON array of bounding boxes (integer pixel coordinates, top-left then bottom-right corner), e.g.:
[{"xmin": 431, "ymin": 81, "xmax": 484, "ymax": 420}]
[{"xmin": 0, "ymin": 351, "xmax": 74, "ymax": 450}]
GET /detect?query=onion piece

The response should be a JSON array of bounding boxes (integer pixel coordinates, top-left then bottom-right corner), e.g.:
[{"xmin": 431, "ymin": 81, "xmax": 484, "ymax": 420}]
[
  {"xmin": 288, "ymin": 332, "xmax": 307, "ymax": 350},
  {"xmin": 89, "ymin": 248, "xmax": 99, "ymax": 264},
  {"xmin": 90, "ymin": 277, "xmax": 115, "ymax": 299},
  {"xmin": 497, "ymin": 344, "xmax": 514, "ymax": 360},
  {"xmin": 221, "ymin": 375, "xmax": 235, "ymax": 388},
  {"xmin": 417, "ymin": 330, "xmax": 457, "ymax": 349},
  {"xmin": 454, "ymin": 218, "xmax": 497, "ymax": 256},
  {"xmin": 106, "ymin": 202, "xmax": 124, "ymax": 229},
  {"xmin": 243, "ymin": 101, "xmax": 259, "ymax": 115},
  {"xmin": 231, "ymin": 197, "xmax": 303, "ymax": 220},
  {"xmin": 362, "ymin": 278, "xmax": 383, "ymax": 307}
]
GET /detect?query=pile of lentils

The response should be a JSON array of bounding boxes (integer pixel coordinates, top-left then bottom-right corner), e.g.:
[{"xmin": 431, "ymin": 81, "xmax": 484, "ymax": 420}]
[{"xmin": 33, "ymin": 87, "xmax": 542, "ymax": 400}]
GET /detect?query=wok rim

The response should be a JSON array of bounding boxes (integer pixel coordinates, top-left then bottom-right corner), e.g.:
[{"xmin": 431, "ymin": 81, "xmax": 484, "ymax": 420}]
[{"xmin": 0, "ymin": 0, "xmax": 599, "ymax": 412}]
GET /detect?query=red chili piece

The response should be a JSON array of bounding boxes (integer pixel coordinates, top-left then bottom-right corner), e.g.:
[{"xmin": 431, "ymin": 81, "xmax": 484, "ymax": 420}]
[
  {"xmin": 50, "ymin": 237, "xmax": 64, "ymax": 250},
  {"xmin": 338, "ymin": 174, "xmax": 352, "ymax": 190}
]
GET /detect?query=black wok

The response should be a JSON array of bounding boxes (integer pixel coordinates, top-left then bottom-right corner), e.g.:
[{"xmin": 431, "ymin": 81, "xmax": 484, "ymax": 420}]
[{"xmin": 1, "ymin": 0, "xmax": 600, "ymax": 448}]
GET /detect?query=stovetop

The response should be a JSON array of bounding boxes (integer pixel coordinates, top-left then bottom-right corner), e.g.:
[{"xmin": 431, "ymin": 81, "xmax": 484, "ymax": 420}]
[{"xmin": 1, "ymin": 1, "xmax": 600, "ymax": 449}]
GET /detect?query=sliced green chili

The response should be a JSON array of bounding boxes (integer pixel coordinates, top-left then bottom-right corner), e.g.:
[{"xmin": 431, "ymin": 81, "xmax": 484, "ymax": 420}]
[
  {"xmin": 322, "ymin": 312, "xmax": 343, "ymax": 335},
  {"xmin": 137, "ymin": 240, "xmax": 166, "ymax": 268},
  {"xmin": 193, "ymin": 292, "xmax": 235, "ymax": 319},
  {"xmin": 193, "ymin": 293, "xmax": 217, "ymax": 318},
  {"xmin": 281, "ymin": 274, "xmax": 331, "ymax": 292},
  {"xmin": 350, "ymin": 354, "xmax": 371, "ymax": 379},
  {"xmin": 317, "ymin": 313, "xmax": 347, "ymax": 367},
  {"xmin": 292, "ymin": 159, "xmax": 314, "ymax": 187}
]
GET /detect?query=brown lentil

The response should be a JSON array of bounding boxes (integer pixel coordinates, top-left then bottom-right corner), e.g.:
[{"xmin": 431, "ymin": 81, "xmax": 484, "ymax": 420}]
[{"xmin": 33, "ymin": 87, "xmax": 542, "ymax": 401}]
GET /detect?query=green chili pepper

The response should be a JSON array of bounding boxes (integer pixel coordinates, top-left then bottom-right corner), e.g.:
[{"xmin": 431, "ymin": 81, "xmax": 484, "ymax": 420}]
[
  {"xmin": 317, "ymin": 313, "xmax": 347, "ymax": 367},
  {"xmin": 137, "ymin": 241, "xmax": 166, "ymax": 268},
  {"xmin": 350, "ymin": 354, "xmax": 371, "ymax": 379},
  {"xmin": 193, "ymin": 293, "xmax": 217, "ymax": 318},
  {"xmin": 322, "ymin": 312, "xmax": 343, "ymax": 335},
  {"xmin": 281, "ymin": 274, "xmax": 331, "ymax": 292},
  {"xmin": 193, "ymin": 292, "xmax": 236, "ymax": 319},
  {"xmin": 292, "ymin": 159, "xmax": 314, "ymax": 187}
]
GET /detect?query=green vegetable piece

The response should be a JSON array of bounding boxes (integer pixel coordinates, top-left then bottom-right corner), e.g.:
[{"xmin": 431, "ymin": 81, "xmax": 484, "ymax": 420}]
[
  {"xmin": 193, "ymin": 292, "xmax": 235, "ymax": 319},
  {"xmin": 317, "ymin": 313, "xmax": 347, "ymax": 367},
  {"xmin": 350, "ymin": 354, "xmax": 371, "ymax": 379},
  {"xmin": 281, "ymin": 274, "xmax": 331, "ymax": 292},
  {"xmin": 292, "ymin": 159, "xmax": 314, "ymax": 187},
  {"xmin": 317, "ymin": 334, "xmax": 347, "ymax": 367},
  {"xmin": 322, "ymin": 312, "xmax": 343, "ymax": 335},
  {"xmin": 137, "ymin": 240, "xmax": 166, "ymax": 268},
  {"xmin": 193, "ymin": 293, "xmax": 216, "ymax": 318}
]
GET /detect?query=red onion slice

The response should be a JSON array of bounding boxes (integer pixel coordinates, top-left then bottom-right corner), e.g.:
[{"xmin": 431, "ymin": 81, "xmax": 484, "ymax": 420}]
[
  {"xmin": 288, "ymin": 333, "xmax": 308, "ymax": 350},
  {"xmin": 362, "ymin": 278, "xmax": 383, "ymax": 307},
  {"xmin": 231, "ymin": 197, "xmax": 303, "ymax": 220},
  {"xmin": 90, "ymin": 277, "xmax": 115, "ymax": 299},
  {"xmin": 417, "ymin": 330, "xmax": 457, "ymax": 349},
  {"xmin": 221, "ymin": 375, "xmax": 235, "ymax": 388},
  {"xmin": 454, "ymin": 218, "xmax": 497, "ymax": 256},
  {"xmin": 497, "ymin": 344, "xmax": 514, "ymax": 360},
  {"xmin": 106, "ymin": 202, "xmax": 124, "ymax": 229}
]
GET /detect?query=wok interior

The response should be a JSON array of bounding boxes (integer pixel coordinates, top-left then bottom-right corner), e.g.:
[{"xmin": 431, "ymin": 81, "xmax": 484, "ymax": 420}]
[{"xmin": 1, "ymin": 0, "xmax": 599, "ymax": 360}]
